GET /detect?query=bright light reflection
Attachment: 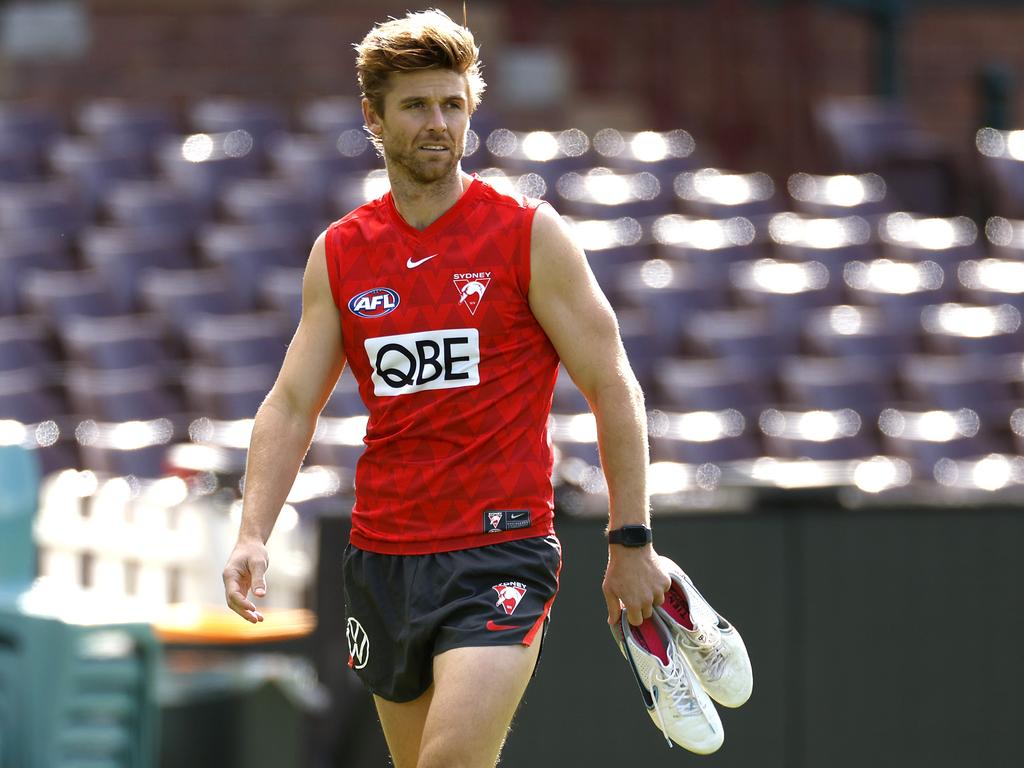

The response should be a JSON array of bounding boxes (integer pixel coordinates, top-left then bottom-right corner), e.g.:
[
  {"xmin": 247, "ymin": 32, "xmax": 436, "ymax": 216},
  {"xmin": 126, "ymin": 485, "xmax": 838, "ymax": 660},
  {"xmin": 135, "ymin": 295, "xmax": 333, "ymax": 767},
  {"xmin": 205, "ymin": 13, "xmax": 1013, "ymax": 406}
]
[
  {"xmin": 674, "ymin": 411, "xmax": 730, "ymax": 442},
  {"xmin": 959, "ymin": 259, "xmax": 1024, "ymax": 293},
  {"xmin": 569, "ymin": 218, "xmax": 642, "ymax": 250},
  {"xmin": 743, "ymin": 259, "xmax": 829, "ymax": 294},
  {"xmin": 976, "ymin": 127, "xmax": 1006, "ymax": 158},
  {"xmin": 182, "ymin": 133, "xmax": 214, "ymax": 163},
  {"xmin": 143, "ymin": 476, "xmax": 189, "ymax": 507},
  {"xmin": 288, "ymin": 466, "xmax": 343, "ymax": 502},
  {"xmin": 1008, "ymin": 131, "xmax": 1024, "ymax": 161},
  {"xmin": 882, "ymin": 213, "xmax": 976, "ymax": 249},
  {"xmin": 648, "ymin": 461, "xmax": 693, "ymax": 495},
  {"xmin": 640, "ymin": 259, "xmax": 673, "ymax": 289},
  {"xmin": 829, "ymin": 305, "xmax": 865, "ymax": 334},
  {"xmin": 361, "ymin": 170, "xmax": 391, "ymax": 201},
  {"xmin": 0, "ymin": 420, "xmax": 28, "ymax": 446},
  {"xmin": 824, "ymin": 175, "xmax": 865, "ymax": 206},
  {"xmin": 853, "ymin": 456, "xmax": 910, "ymax": 493},
  {"xmin": 586, "ymin": 170, "xmax": 631, "ymax": 205},
  {"xmin": 632, "ymin": 131, "xmax": 668, "ymax": 163},
  {"xmin": 108, "ymin": 419, "xmax": 173, "ymax": 450},
  {"xmin": 521, "ymin": 131, "xmax": 559, "ymax": 161},
  {"xmin": 566, "ymin": 413, "xmax": 598, "ymax": 442},
  {"xmin": 694, "ymin": 170, "xmax": 752, "ymax": 204},
  {"xmin": 923, "ymin": 303, "xmax": 1021, "ymax": 337},
  {"xmin": 593, "ymin": 128, "xmax": 625, "ymax": 157},
  {"xmin": 973, "ymin": 454, "xmax": 1012, "ymax": 490},
  {"xmin": 844, "ymin": 259, "xmax": 943, "ymax": 294}
]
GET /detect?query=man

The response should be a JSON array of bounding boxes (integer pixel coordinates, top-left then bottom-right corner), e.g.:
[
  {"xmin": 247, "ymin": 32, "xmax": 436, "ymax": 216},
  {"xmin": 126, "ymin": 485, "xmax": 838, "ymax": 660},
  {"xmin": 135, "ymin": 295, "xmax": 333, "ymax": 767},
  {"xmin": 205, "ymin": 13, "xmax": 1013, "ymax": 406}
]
[{"xmin": 222, "ymin": 9, "xmax": 673, "ymax": 767}]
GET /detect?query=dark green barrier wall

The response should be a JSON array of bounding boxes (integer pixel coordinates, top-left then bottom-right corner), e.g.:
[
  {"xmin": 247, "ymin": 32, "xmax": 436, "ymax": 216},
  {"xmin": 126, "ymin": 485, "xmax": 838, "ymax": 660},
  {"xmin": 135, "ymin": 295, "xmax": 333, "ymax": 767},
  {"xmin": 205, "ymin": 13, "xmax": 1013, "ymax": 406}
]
[{"xmin": 317, "ymin": 506, "xmax": 1024, "ymax": 767}]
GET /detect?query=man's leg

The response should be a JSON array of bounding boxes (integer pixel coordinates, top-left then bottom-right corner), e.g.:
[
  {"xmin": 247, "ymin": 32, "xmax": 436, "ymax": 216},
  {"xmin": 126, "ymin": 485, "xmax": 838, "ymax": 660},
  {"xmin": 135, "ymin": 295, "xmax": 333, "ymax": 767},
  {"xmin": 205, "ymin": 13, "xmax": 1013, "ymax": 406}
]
[
  {"xmin": 374, "ymin": 686, "xmax": 434, "ymax": 768},
  {"xmin": 416, "ymin": 642, "xmax": 543, "ymax": 768}
]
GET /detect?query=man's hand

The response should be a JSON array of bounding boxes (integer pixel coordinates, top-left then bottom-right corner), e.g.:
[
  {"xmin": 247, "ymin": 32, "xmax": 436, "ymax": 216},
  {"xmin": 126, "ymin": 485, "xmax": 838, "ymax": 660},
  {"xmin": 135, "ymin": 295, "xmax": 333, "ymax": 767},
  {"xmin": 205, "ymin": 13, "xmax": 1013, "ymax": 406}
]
[
  {"xmin": 222, "ymin": 539, "xmax": 269, "ymax": 624},
  {"xmin": 602, "ymin": 545, "xmax": 672, "ymax": 626}
]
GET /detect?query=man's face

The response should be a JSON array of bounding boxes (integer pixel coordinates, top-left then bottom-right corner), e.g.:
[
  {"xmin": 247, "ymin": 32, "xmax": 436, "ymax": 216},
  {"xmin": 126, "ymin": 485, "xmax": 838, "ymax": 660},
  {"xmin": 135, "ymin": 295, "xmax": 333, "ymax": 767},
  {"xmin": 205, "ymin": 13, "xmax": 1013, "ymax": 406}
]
[{"xmin": 363, "ymin": 69, "xmax": 471, "ymax": 185}]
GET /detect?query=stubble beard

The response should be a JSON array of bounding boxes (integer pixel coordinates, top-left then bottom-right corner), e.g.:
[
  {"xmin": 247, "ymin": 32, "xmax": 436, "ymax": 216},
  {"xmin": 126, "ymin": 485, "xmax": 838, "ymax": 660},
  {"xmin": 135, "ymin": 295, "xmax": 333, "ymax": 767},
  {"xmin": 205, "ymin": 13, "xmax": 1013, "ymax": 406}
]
[{"xmin": 384, "ymin": 135, "xmax": 464, "ymax": 187}]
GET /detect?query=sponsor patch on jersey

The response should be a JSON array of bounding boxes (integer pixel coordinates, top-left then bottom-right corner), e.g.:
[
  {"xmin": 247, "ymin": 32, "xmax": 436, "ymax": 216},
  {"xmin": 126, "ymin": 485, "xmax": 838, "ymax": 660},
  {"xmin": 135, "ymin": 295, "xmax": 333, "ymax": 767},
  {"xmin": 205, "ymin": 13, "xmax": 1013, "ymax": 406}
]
[
  {"xmin": 492, "ymin": 581, "xmax": 528, "ymax": 616},
  {"xmin": 348, "ymin": 287, "xmax": 400, "ymax": 318},
  {"xmin": 364, "ymin": 328, "xmax": 480, "ymax": 396},
  {"xmin": 453, "ymin": 272, "xmax": 491, "ymax": 315},
  {"xmin": 483, "ymin": 509, "xmax": 532, "ymax": 533}
]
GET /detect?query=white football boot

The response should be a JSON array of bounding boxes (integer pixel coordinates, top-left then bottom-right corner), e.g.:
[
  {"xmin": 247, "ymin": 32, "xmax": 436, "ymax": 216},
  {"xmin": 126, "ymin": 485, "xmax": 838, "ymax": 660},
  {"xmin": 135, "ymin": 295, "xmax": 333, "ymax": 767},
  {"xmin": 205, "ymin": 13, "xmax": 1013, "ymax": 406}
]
[
  {"xmin": 612, "ymin": 610, "xmax": 724, "ymax": 754},
  {"xmin": 655, "ymin": 558, "xmax": 753, "ymax": 708}
]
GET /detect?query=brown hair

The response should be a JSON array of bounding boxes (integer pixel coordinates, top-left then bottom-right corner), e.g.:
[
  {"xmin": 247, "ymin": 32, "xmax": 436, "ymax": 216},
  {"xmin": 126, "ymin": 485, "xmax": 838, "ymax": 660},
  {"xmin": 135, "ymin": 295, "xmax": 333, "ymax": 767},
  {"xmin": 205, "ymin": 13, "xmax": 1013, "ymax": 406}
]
[{"xmin": 354, "ymin": 9, "xmax": 486, "ymax": 117}]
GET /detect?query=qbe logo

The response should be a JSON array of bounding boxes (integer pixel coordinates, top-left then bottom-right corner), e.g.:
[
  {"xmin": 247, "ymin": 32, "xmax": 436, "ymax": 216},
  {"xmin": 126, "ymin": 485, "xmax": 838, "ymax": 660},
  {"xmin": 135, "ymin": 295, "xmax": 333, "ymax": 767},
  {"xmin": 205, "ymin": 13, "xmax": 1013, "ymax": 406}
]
[
  {"xmin": 364, "ymin": 328, "xmax": 480, "ymax": 397},
  {"xmin": 348, "ymin": 287, "xmax": 400, "ymax": 318}
]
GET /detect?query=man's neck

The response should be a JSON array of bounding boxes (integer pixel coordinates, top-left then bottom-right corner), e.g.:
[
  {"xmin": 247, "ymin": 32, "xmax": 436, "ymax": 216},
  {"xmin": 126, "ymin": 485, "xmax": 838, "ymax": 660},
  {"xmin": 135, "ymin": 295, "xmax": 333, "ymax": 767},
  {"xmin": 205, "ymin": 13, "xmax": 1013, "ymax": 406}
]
[{"xmin": 388, "ymin": 168, "xmax": 472, "ymax": 230}]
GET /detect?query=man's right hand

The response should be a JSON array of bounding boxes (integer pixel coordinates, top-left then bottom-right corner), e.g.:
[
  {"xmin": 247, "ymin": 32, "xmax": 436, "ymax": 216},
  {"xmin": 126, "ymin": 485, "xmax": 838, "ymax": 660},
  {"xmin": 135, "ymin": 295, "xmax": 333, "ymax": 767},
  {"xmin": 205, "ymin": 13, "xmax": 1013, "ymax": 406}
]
[{"xmin": 222, "ymin": 539, "xmax": 269, "ymax": 623}]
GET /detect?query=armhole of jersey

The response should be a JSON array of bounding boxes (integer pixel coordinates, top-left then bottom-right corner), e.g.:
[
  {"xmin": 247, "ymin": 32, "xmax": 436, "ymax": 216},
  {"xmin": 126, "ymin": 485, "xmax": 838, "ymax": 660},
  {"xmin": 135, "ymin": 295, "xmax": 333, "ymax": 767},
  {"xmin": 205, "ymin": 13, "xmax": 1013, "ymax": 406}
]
[
  {"xmin": 324, "ymin": 222, "xmax": 344, "ymax": 311},
  {"xmin": 520, "ymin": 200, "xmax": 548, "ymax": 298}
]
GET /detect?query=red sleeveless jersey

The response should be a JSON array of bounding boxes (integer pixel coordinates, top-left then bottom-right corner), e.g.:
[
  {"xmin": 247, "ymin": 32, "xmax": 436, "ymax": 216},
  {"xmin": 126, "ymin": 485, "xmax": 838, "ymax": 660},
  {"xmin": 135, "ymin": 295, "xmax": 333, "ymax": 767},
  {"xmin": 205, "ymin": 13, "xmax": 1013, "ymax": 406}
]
[{"xmin": 324, "ymin": 176, "xmax": 560, "ymax": 555}]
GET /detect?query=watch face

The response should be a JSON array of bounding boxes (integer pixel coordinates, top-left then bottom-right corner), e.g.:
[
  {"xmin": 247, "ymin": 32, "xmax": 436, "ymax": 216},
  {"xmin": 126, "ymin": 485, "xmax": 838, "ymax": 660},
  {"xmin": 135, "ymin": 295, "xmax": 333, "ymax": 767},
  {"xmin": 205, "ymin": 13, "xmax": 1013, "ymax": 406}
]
[{"xmin": 617, "ymin": 525, "xmax": 651, "ymax": 546}]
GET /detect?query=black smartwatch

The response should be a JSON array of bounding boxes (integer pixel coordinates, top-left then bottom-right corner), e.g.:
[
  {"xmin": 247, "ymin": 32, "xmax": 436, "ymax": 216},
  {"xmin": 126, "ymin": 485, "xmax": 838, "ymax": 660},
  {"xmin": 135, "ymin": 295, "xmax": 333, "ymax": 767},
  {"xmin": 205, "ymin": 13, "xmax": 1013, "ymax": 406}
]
[{"xmin": 607, "ymin": 524, "xmax": 653, "ymax": 547}]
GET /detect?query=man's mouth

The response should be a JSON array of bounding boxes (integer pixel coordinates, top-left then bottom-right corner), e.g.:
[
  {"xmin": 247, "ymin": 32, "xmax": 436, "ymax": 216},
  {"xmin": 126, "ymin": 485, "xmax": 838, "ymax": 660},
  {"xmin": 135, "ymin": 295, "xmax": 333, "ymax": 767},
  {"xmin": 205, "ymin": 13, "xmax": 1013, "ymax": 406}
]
[{"xmin": 419, "ymin": 144, "xmax": 450, "ymax": 152}]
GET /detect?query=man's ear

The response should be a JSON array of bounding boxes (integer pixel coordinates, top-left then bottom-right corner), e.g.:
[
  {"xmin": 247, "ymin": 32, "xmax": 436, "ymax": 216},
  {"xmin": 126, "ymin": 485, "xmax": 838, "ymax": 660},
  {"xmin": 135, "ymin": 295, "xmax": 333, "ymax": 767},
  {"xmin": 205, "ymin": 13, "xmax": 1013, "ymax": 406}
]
[{"xmin": 362, "ymin": 97, "xmax": 382, "ymax": 137}]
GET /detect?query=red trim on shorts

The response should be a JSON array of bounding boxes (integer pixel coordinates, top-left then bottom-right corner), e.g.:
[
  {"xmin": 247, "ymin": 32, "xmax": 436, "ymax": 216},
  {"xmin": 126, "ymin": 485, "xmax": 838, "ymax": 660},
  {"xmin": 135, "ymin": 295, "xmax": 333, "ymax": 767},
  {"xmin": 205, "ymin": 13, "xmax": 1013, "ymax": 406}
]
[{"xmin": 523, "ymin": 548, "xmax": 562, "ymax": 646}]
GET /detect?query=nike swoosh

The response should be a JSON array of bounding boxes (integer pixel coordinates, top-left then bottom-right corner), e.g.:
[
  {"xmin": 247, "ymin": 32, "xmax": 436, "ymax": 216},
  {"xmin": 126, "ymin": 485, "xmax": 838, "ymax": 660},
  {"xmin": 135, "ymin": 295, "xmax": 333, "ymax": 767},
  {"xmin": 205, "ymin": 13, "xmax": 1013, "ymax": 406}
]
[
  {"xmin": 486, "ymin": 620, "xmax": 522, "ymax": 631},
  {"xmin": 407, "ymin": 253, "xmax": 438, "ymax": 268}
]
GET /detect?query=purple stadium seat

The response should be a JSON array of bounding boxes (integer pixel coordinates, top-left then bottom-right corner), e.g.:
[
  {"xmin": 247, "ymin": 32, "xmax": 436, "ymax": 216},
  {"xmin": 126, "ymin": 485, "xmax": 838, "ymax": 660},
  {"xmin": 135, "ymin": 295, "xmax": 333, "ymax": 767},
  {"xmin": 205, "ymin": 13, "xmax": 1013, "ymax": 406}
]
[
  {"xmin": 613, "ymin": 258, "xmax": 728, "ymax": 355},
  {"xmin": 757, "ymin": 407, "xmax": 880, "ymax": 461},
  {"xmin": 651, "ymin": 357, "xmax": 776, "ymax": 417},
  {"xmin": 778, "ymin": 356, "xmax": 898, "ymax": 421},
  {"xmin": 673, "ymin": 168, "xmax": 780, "ymax": 220},
  {"xmin": 843, "ymin": 258, "xmax": 957, "ymax": 333},
  {"xmin": 219, "ymin": 178, "xmax": 320, "ymax": 242},
  {"xmin": 79, "ymin": 226, "xmax": 195, "ymax": 311},
  {"xmin": 648, "ymin": 408, "xmax": 762, "ymax": 464},
  {"xmin": 483, "ymin": 128, "xmax": 593, "ymax": 187},
  {"xmin": 803, "ymin": 304, "xmax": 921, "ymax": 362},
  {"xmin": 0, "ymin": 316, "xmax": 59, "ymax": 374},
  {"xmin": 182, "ymin": 311, "xmax": 290, "ymax": 369},
  {"xmin": 554, "ymin": 167, "xmax": 669, "ymax": 220},
  {"xmin": 182, "ymin": 364, "xmax": 275, "ymax": 420},
  {"xmin": 957, "ymin": 258, "xmax": 1024, "ymax": 313},
  {"xmin": 0, "ymin": 231, "xmax": 74, "ymax": 314},
  {"xmin": 815, "ymin": 97, "xmax": 960, "ymax": 215},
  {"xmin": 189, "ymin": 97, "xmax": 288, "ymax": 149},
  {"xmin": 877, "ymin": 406, "xmax": 1010, "ymax": 477},
  {"xmin": 197, "ymin": 223, "xmax": 306, "ymax": 309},
  {"xmin": 0, "ymin": 368, "xmax": 67, "ymax": 423},
  {"xmin": 899, "ymin": 354, "xmax": 1019, "ymax": 422},
  {"xmin": 683, "ymin": 308, "xmax": 801, "ymax": 378},
  {"xmin": 104, "ymin": 179, "xmax": 207, "ymax": 238},
  {"xmin": 58, "ymin": 314, "xmax": 174, "ymax": 373},
  {"xmin": 138, "ymin": 268, "xmax": 243, "ymax": 333},
  {"xmin": 592, "ymin": 128, "xmax": 700, "ymax": 179},
  {"xmin": 76, "ymin": 99, "xmax": 177, "ymax": 166},
  {"xmin": 0, "ymin": 181, "xmax": 86, "ymax": 238},
  {"xmin": 259, "ymin": 267, "xmax": 303, "ymax": 330},
  {"xmin": 268, "ymin": 133, "xmax": 380, "ymax": 216},
  {"xmin": 920, "ymin": 303, "xmax": 1024, "ymax": 357},
  {"xmin": 155, "ymin": 134, "xmax": 263, "ymax": 209},
  {"xmin": 786, "ymin": 172, "xmax": 891, "ymax": 219},
  {"xmin": 47, "ymin": 137, "xmax": 150, "ymax": 218},
  {"xmin": 21, "ymin": 269, "xmax": 124, "ymax": 326},
  {"xmin": 0, "ymin": 103, "xmax": 63, "ymax": 160},
  {"xmin": 297, "ymin": 97, "xmax": 365, "ymax": 136},
  {"xmin": 730, "ymin": 258, "xmax": 845, "ymax": 333},
  {"xmin": 65, "ymin": 366, "xmax": 184, "ymax": 422},
  {"xmin": 0, "ymin": 135, "xmax": 43, "ymax": 182}
]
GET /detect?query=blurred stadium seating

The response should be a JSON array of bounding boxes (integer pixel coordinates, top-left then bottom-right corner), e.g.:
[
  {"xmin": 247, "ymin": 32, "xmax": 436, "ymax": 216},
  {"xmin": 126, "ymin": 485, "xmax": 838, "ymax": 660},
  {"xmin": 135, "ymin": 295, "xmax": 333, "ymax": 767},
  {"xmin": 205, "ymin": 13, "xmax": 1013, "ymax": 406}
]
[{"xmin": 0, "ymin": 100, "xmax": 1021, "ymax": 505}]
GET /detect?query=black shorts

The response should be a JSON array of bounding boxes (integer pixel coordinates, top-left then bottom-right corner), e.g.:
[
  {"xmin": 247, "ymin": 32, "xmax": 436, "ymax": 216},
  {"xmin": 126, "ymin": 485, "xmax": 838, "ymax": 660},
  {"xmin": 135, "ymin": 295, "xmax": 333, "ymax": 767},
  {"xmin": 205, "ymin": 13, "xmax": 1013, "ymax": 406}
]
[{"xmin": 342, "ymin": 535, "xmax": 562, "ymax": 702}]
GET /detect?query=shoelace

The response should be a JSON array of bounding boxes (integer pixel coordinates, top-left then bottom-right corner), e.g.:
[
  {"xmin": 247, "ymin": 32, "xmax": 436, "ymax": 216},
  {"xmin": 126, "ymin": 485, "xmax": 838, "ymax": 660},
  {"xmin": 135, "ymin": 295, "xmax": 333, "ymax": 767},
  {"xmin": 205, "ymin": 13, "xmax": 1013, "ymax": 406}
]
[
  {"xmin": 684, "ymin": 622, "xmax": 727, "ymax": 681},
  {"xmin": 648, "ymin": 652, "xmax": 702, "ymax": 748}
]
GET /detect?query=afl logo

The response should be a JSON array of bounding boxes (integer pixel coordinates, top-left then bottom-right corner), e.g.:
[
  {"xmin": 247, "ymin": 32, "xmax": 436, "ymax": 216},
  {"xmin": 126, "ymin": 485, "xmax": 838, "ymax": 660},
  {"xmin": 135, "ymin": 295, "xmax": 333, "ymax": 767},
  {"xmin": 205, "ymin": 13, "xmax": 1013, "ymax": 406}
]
[
  {"xmin": 346, "ymin": 617, "xmax": 370, "ymax": 669},
  {"xmin": 348, "ymin": 287, "xmax": 400, "ymax": 318}
]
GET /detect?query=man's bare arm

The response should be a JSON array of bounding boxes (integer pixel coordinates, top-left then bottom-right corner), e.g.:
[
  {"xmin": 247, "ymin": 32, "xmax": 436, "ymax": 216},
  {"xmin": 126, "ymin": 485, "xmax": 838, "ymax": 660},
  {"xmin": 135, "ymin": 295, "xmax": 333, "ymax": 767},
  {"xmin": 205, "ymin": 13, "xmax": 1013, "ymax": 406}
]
[
  {"xmin": 222, "ymin": 232, "xmax": 346, "ymax": 623},
  {"xmin": 527, "ymin": 205, "xmax": 670, "ymax": 627}
]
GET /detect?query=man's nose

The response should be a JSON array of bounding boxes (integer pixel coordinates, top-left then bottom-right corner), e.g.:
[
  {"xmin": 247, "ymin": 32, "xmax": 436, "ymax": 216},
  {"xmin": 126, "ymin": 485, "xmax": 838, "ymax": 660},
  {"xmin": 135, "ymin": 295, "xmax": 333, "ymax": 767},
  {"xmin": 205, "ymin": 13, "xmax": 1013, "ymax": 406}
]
[{"xmin": 424, "ymin": 103, "xmax": 447, "ymax": 132}]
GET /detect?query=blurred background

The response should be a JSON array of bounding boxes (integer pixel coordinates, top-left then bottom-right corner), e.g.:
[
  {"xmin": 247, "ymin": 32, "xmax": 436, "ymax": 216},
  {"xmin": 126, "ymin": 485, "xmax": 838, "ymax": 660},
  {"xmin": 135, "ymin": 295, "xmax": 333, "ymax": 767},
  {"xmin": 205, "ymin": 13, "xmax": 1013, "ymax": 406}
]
[{"xmin": 1, "ymin": 0, "xmax": 1024, "ymax": 765}]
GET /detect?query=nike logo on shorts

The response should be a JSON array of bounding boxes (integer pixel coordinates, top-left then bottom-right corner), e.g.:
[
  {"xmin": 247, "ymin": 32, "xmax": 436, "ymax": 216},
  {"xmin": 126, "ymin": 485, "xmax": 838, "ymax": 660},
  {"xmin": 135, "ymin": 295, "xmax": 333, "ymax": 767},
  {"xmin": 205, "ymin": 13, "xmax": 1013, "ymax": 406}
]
[
  {"xmin": 486, "ymin": 620, "xmax": 522, "ymax": 631},
  {"xmin": 407, "ymin": 253, "xmax": 438, "ymax": 269}
]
